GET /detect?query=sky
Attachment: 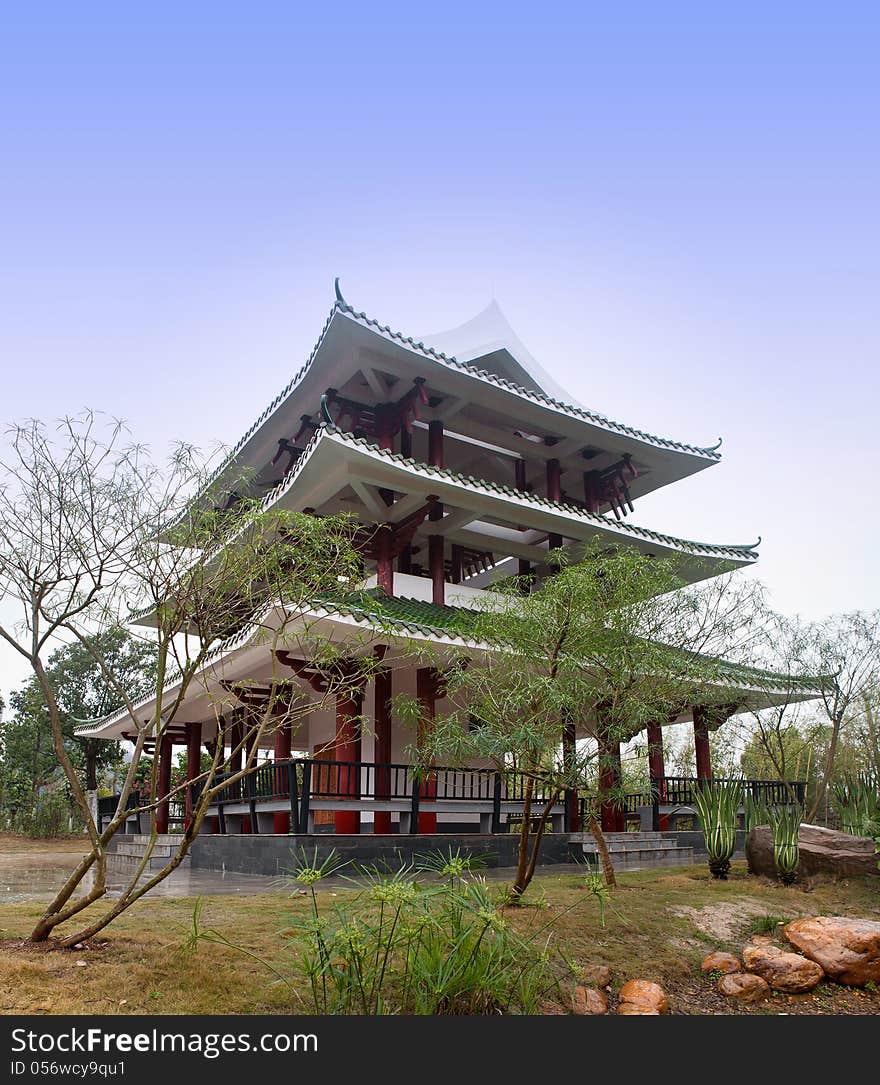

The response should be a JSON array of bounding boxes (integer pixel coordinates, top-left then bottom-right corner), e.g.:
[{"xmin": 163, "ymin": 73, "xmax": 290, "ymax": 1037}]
[{"xmin": 1, "ymin": 2, "xmax": 878, "ymax": 704}]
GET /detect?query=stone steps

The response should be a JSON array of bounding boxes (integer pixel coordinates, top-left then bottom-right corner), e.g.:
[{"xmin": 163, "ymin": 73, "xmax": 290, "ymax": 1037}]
[
  {"xmin": 573, "ymin": 831, "xmax": 694, "ymax": 871},
  {"xmin": 107, "ymin": 834, "xmax": 191, "ymax": 874}
]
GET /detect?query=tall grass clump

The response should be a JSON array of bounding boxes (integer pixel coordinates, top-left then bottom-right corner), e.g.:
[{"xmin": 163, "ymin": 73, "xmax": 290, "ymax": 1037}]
[
  {"xmin": 693, "ymin": 779, "xmax": 743, "ymax": 880},
  {"xmin": 186, "ymin": 845, "xmax": 558, "ymax": 1014}
]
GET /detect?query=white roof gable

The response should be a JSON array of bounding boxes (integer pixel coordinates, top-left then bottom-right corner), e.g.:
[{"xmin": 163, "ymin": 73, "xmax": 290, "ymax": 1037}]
[{"xmin": 418, "ymin": 300, "xmax": 584, "ymax": 407}]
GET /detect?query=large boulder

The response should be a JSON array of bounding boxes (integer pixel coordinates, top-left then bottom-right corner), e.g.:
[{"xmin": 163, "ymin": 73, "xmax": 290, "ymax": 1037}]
[
  {"xmin": 746, "ymin": 823, "xmax": 879, "ymax": 879},
  {"xmin": 784, "ymin": 917, "xmax": 880, "ymax": 986},
  {"xmin": 742, "ymin": 943, "xmax": 824, "ymax": 993}
]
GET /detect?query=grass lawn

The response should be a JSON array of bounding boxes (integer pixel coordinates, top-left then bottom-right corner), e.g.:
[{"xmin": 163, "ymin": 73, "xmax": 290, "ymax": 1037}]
[{"xmin": 1, "ymin": 852, "xmax": 879, "ymax": 1016}]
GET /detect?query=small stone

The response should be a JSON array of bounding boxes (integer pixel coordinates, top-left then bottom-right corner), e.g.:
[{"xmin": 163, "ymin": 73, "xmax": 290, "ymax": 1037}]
[
  {"xmin": 618, "ymin": 979, "xmax": 669, "ymax": 1014},
  {"xmin": 784, "ymin": 917, "xmax": 880, "ymax": 987},
  {"xmin": 583, "ymin": 964, "xmax": 612, "ymax": 988},
  {"xmin": 75, "ymin": 960, "xmax": 87, "ymax": 967},
  {"xmin": 717, "ymin": 972, "xmax": 771, "ymax": 1002},
  {"xmin": 574, "ymin": 987, "xmax": 608, "ymax": 1014},
  {"xmin": 701, "ymin": 951, "xmax": 742, "ymax": 974},
  {"xmin": 742, "ymin": 943, "xmax": 824, "ymax": 993},
  {"xmin": 71, "ymin": 943, "xmax": 86, "ymax": 951}
]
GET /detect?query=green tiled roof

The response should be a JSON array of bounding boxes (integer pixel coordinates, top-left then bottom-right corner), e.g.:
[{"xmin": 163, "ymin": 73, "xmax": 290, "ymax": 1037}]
[
  {"xmin": 316, "ymin": 589, "xmax": 480, "ymax": 640},
  {"xmin": 78, "ymin": 587, "xmax": 821, "ymax": 738},
  {"xmin": 334, "ymin": 298, "xmax": 722, "ymax": 459},
  {"xmin": 259, "ymin": 424, "xmax": 759, "ymax": 563},
  {"xmin": 197, "ymin": 287, "xmax": 723, "ymax": 505}
]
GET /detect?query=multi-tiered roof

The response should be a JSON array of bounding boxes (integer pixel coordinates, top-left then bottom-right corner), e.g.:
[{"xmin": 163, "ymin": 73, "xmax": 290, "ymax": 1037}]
[
  {"xmin": 79, "ymin": 283, "xmax": 806, "ymax": 744},
  {"xmin": 197, "ymin": 281, "xmax": 757, "ymax": 588}
]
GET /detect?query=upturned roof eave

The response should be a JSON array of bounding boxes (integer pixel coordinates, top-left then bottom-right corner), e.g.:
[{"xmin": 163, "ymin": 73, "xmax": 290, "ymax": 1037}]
[{"xmin": 195, "ymin": 292, "xmax": 724, "ymax": 510}]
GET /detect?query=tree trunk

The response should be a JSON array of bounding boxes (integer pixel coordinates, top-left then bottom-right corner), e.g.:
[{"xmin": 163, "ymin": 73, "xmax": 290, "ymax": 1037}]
[
  {"xmin": 585, "ymin": 811, "xmax": 617, "ymax": 887},
  {"xmin": 808, "ymin": 710, "xmax": 843, "ymax": 822},
  {"xmin": 512, "ymin": 776, "xmax": 534, "ymax": 898}
]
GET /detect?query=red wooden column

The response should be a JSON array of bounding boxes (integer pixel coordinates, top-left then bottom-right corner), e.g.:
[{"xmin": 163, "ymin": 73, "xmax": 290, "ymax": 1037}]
[
  {"xmin": 597, "ymin": 719, "xmax": 624, "ymax": 832},
  {"xmin": 450, "ymin": 545, "xmax": 464, "ymax": 584},
  {"xmin": 515, "ymin": 459, "xmax": 532, "ymax": 588},
  {"xmin": 184, "ymin": 723, "xmax": 202, "ymax": 829},
  {"xmin": 335, "ymin": 688, "xmax": 363, "ymax": 834},
  {"xmin": 428, "ymin": 420, "xmax": 445, "ymax": 605},
  {"xmin": 416, "ymin": 668, "xmax": 439, "ymax": 833},
  {"xmin": 693, "ymin": 706, "xmax": 713, "ymax": 782},
  {"xmin": 376, "ymin": 525, "xmax": 394, "ymax": 597},
  {"xmin": 562, "ymin": 717, "xmax": 580, "ymax": 832},
  {"xmin": 273, "ymin": 716, "xmax": 292, "ymax": 834},
  {"xmin": 156, "ymin": 733, "xmax": 173, "ymax": 834},
  {"xmin": 225, "ymin": 715, "xmax": 243, "ymax": 832},
  {"xmin": 243, "ymin": 720, "xmax": 260, "ymax": 834},
  {"xmin": 373, "ymin": 667, "xmax": 393, "ymax": 834},
  {"xmin": 546, "ymin": 458, "xmax": 563, "ymax": 552},
  {"xmin": 646, "ymin": 721, "xmax": 668, "ymax": 830}
]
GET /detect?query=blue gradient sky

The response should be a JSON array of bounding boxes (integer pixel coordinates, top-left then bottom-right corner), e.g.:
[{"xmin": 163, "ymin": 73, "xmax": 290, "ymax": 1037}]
[{"xmin": 1, "ymin": 3, "xmax": 878, "ymax": 700}]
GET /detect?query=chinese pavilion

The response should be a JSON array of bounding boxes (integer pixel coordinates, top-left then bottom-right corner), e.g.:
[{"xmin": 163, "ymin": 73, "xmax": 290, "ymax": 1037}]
[{"xmin": 78, "ymin": 282, "xmax": 812, "ymax": 850}]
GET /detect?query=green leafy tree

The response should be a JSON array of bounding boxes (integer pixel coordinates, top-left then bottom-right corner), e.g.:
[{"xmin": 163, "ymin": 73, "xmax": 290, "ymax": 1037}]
[
  {"xmin": 4, "ymin": 629, "xmax": 157, "ymax": 801},
  {"xmin": 404, "ymin": 545, "xmax": 760, "ymax": 899}
]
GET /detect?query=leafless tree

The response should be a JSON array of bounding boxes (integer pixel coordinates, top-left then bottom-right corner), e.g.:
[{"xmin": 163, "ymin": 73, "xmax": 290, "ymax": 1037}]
[{"xmin": 0, "ymin": 414, "xmax": 380, "ymax": 946}]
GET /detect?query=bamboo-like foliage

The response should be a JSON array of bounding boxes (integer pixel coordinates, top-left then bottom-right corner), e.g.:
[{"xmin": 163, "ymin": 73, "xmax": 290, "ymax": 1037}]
[
  {"xmin": 831, "ymin": 771, "xmax": 880, "ymax": 837},
  {"xmin": 768, "ymin": 803, "xmax": 804, "ymax": 885},
  {"xmin": 693, "ymin": 779, "xmax": 743, "ymax": 879}
]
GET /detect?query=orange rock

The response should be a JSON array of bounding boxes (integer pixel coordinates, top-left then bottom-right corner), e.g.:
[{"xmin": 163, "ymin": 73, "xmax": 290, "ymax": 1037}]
[
  {"xmin": 742, "ymin": 943, "xmax": 824, "ymax": 993},
  {"xmin": 583, "ymin": 965, "xmax": 612, "ymax": 988},
  {"xmin": 784, "ymin": 917, "xmax": 880, "ymax": 987},
  {"xmin": 701, "ymin": 951, "xmax": 742, "ymax": 974},
  {"xmin": 572, "ymin": 986, "xmax": 608, "ymax": 1015},
  {"xmin": 717, "ymin": 972, "xmax": 771, "ymax": 1002},
  {"xmin": 618, "ymin": 979, "xmax": 669, "ymax": 1014},
  {"xmin": 617, "ymin": 1003, "xmax": 661, "ymax": 1015}
]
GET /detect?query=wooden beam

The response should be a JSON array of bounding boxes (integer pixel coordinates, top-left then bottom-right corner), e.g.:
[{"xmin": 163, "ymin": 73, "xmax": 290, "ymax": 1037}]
[
  {"xmin": 360, "ymin": 366, "xmax": 389, "ymax": 400},
  {"xmin": 350, "ymin": 479, "xmax": 388, "ymax": 520}
]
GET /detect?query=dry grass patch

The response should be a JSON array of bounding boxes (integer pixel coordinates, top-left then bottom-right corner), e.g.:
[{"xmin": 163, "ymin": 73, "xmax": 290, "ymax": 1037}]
[{"xmin": 1, "ymin": 860, "xmax": 879, "ymax": 1015}]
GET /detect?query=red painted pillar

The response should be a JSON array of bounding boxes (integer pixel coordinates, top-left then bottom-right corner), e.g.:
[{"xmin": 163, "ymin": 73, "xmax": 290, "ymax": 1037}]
[
  {"xmin": 184, "ymin": 723, "xmax": 202, "ymax": 829},
  {"xmin": 429, "ymin": 534, "xmax": 445, "ymax": 605},
  {"xmin": 243, "ymin": 722, "xmax": 259, "ymax": 834},
  {"xmin": 416, "ymin": 668, "xmax": 438, "ymax": 833},
  {"xmin": 428, "ymin": 420, "xmax": 444, "ymax": 469},
  {"xmin": 428, "ymin": 420, "xmax": 445, "ymax": 604},
  {"xmin": 562, "ymin": 719, "xmax": 580, "ymax": 832},
  {"xmin": 156, "ymin": 734, "xmax": 173, "ymax": 835},
  {"xmin": 376, "ymin": 525, "xmax": 394, "ymax": 597},
  {"xmin": 597, "ymin": 722, "xmax": 624, "ymax": 833},
  {"xmin": 450, "ymin": 544, "xmax": 464, "ymax": 584},
  {"xmin": 273, "ymin": 716, "xmax": 292, "ymax": 834},
  {"xmin": 546, "ymin": 458, "xmax": 563, "ymax": 552},
  {"xmin": 646, "ymin": 722, "xmax": 668, "ymax": 830},
  {"xmin": 335, "ymin": 689, "xmax": 362, "ymax": 834},
  {"xmin": 374, "ymin": 668, "xmax": 393, "ymax": 834},
  {"xmin": 693, "ymin": 707, "xmax": 713, "ymax": 782}
]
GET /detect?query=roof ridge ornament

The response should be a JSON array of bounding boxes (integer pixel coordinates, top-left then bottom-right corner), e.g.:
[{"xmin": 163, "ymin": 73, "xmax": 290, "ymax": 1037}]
[
  {"xmin": 334, "ymin": 277, "xmax": 347, "ymax": 307},
  {"xmin": 707, "ymin": 437, "xmax": 723, "ymax": 452}
]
